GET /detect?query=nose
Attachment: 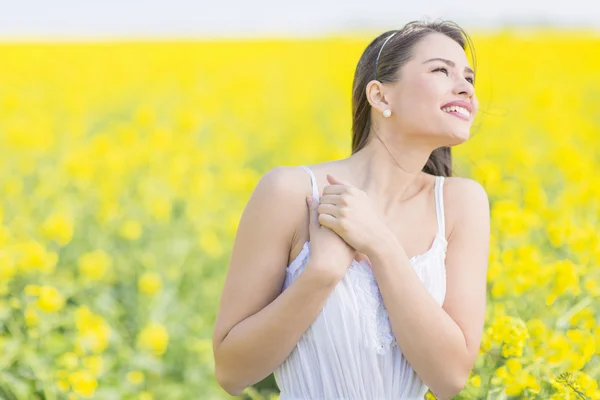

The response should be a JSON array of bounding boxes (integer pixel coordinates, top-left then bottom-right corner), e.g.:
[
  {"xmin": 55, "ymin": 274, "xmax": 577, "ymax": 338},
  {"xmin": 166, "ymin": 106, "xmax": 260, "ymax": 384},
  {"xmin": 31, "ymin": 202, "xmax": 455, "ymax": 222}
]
[{"xmin": 453, "ymin": 77, "xmax": 474, "ymax": 98}]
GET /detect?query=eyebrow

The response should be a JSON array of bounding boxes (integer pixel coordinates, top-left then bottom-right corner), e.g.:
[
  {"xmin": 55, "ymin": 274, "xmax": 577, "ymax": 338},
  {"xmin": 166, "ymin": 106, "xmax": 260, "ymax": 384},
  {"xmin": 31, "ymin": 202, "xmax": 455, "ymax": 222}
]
[{"xmin": 423, "ymin": 58, "xmax": 475, "ymax": 76}]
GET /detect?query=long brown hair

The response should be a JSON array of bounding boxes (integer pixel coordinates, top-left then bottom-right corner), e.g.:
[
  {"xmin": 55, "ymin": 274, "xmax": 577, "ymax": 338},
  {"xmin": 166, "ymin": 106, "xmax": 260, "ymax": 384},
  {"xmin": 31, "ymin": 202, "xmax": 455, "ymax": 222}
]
[{"xmin": 351, "ymin": 20, "xmax": 477, "ymax": 177}]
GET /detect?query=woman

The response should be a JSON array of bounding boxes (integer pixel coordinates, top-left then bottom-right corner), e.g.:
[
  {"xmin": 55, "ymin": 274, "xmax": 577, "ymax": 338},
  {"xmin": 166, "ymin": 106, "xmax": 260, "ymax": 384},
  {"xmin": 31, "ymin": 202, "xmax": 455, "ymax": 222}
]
[{"xmin": 212, "ymin": 19, "xmax": 490, "ymax": 400}]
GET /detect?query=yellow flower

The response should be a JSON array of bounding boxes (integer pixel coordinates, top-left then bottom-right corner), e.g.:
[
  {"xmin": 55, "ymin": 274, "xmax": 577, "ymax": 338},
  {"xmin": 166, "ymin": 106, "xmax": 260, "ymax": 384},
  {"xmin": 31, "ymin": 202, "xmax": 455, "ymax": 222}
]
[
  {"xmin": 573, "ymin": 371, "xmax": 600, "ymax": 398},
  {"xmin": 126, "ymin": 370, "xmax": 145, "ymax": 385},
  {"xmin": 58, "ymin": 352, "xmax": 79, "ymax": 370},
  {"xmin": 75, "ymin": 306, "xmax": 111, "ymax": 354},
  {"xmin": 491, "ymin": 280, "xmax": 506, "ymax": 298},
  {"xmin": 479, "ymin": 328, "xmax": 493, "ymax": 353},
  {"xmin": 506, "ymin": 359, "xmax": 522, "ymax": 374},
  {"xmin": 138, "ymin": 272, "xmax": 162, "ymax": 296},
  {"xmin": 199, "ymin": 230, "xmax": 223, "ymax": 259},
  {"xmin": 56, "ymin": 379, "xmax": 70, "ymax": 393},
  {"xmin": 41, "ymin": 211, "xmax": 74, "ymax": 246},
  {"xmin": 119, "ymin": 219, "xmax": 142, "ymax": 240},
  {"xmin": 494, "ymin": 358, "xmax": 538, "ymax": 397},
  {"xmin": 469, "ymin": 375, "xmax": 481, "ymax": 387},
  {"xmin": 583, "ymin": 278, "xmax": 600, "ymax": 297},
  {"xmin": 4, "ymin": 177, "xmax": 23, "ymax": 196},
  {"xmin": 148, "ymin": 197, "xmax": 172, "ymax": 223},
  {"xmin": 24, "ymin": 284, "xmax": 41, "ymax": 296},
  {"xmin": 490, "ymin": 200, "xmax": 529, "ymax": 238},
  {"xmin": 547, "ymin": 333, "xmax": 571, "ymax": 364},
  {"xmin": 0, "ymin": 225, "xmax": 9, "ymax": 247},
  {"xmin": 565, "ymin": 329, "xmax": 596, "ymax": 370},
  {"xmin": 139, "ymin": 391, "xmax": 154, "ymax": 400},
  {"xmin": 594, "ymin": 325, "xmax": 600, "ymax": 356},
  {"xmin": 14, "ymin": 240, "xmax": 58, "ymax": 274},
  {"xmin": 36, "ymin": 285, "xmax": 66, "ymax": 312},
  {"xmin": 24, "ymin": 304, "xmax": 39, "ymax": 328},
  {"xmin": 502, "ymin": 319, "xmax": 529, "ymax": 358},
  {"xmin": 0, "ymin": 250, "xmax": 16, "ymax": 281},
  {"xmin": 78, "ymin": 250, "xmax": 113, "ymax": 281},
  {"xmin": 554, "ymin": 260, "xmax": 581, "ymax": 297},
  {"xmin": 569, "ymin": 307, "xmax": 596, "ymax": 330},
  {"xmin": 82, "ymin": 355, "xmax": 104, "ymax": 377},
  {"xmin": 137, "ymin": 322, "xmax": 169, "ymax": 356},
  {"xmin": 68, "ymin": 370, "xmax": 97, "ymax": 398},
  {"xmin": 134, "ymin": 105, "xmax": 156, "ymax": 127},
  {"xmin": 56, "ymin": 379, "xmax": 70, "ymax": 392},
  {"xmin": 8, "ymin": 297, "xmax": 20, "ymax": 309}
]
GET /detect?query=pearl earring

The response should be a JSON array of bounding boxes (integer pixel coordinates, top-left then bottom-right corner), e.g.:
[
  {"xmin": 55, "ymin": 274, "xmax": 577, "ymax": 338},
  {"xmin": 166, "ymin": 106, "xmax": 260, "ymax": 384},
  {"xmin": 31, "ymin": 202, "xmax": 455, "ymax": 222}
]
[{"xmin": 383, "ymin": 109, "xmax": 391, "ymax": 118}]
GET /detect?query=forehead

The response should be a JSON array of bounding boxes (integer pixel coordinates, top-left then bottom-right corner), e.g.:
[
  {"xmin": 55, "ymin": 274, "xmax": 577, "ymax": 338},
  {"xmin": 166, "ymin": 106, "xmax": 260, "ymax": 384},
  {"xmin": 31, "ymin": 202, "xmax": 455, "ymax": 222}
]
[{"xmin": 410, "ymin": 33, "xmax": 470, "ymax": 66}]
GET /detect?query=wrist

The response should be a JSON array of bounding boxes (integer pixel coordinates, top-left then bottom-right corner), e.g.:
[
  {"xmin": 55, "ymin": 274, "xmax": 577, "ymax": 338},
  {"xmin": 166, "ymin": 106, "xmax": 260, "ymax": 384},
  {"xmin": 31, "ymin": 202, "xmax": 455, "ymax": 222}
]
[
  {"xmin": 366, "ymin": 231, "xmax": 400, "ymax": 259},
  {"xmin": 303, "ymin": 260, "xmax": 342, "ymax": 288}
]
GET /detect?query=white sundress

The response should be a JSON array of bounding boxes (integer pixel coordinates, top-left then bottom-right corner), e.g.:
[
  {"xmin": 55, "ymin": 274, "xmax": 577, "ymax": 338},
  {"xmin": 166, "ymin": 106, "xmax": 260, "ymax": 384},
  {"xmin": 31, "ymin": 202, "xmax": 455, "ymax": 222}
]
[{"xmin": 273, "ymin": 166, "xmax": 448, "ymax": 400}]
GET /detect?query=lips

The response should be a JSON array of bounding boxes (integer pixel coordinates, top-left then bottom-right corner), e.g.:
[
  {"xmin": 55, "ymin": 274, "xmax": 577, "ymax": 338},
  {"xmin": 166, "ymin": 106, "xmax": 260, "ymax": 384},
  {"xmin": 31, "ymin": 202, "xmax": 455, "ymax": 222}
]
[
  {"xmin": 441, "ymin": 100, "xmax": 472, "ymax": 113},
  {"xmin": 441, "ymin": 100, "xmax": 472, "ymax": 120}
]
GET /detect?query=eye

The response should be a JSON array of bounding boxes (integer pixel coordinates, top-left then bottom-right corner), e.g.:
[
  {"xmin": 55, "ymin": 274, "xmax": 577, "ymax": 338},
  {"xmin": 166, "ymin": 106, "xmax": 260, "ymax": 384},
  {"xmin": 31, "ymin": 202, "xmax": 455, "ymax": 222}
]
[{"xmin": 434, "ymin": 67, "xmax": 475, "ymax": 85}]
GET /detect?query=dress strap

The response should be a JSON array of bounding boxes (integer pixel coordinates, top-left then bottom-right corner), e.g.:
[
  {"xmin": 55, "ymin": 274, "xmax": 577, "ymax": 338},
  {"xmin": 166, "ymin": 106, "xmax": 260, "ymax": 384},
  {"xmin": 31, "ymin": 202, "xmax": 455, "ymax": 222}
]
[
  {"xmin": 299, "ymin": 166, "xmax": 320, "ymax": 202},
  {"xmin": 434, "ymin": 176, "xmax": 446, "ymax": 238}
]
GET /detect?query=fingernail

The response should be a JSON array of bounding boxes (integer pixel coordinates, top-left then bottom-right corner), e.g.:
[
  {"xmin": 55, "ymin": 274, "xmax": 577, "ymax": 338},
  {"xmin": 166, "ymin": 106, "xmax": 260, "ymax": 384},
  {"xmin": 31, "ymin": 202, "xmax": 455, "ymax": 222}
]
[{"xmin": 306, "ymin": 196, "xmax": 312, "ymax": 206}]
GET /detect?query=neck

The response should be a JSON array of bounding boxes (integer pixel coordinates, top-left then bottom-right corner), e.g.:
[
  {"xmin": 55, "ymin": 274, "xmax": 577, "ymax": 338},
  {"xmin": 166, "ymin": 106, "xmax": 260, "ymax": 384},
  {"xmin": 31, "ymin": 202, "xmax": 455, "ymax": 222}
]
[{"xmin": 344, "ymin": 131, "xmax": 435, "ymax": 207}]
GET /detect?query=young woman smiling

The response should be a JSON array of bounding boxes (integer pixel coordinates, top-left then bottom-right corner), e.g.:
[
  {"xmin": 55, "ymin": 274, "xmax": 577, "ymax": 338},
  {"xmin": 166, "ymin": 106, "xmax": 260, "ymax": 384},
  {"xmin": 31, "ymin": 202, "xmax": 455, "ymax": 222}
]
[{"xmin": 213, "ymin": 19, "xmax": 490, "ymax": 400}]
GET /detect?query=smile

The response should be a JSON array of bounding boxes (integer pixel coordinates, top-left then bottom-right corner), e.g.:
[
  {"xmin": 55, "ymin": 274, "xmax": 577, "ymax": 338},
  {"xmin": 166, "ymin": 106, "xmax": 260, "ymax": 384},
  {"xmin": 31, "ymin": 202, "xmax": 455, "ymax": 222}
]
[{"xmin": 441, "ymin": 105, "xmax": 471, "ymax": 120}]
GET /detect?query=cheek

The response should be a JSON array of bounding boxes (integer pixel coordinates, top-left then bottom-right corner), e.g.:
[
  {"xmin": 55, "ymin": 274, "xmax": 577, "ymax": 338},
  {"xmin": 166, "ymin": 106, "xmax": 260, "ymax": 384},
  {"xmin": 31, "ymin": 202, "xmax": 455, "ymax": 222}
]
[
  {"xmin": 396, "ymin": 78, "xmax": 439, "ymax": 116},
  {"xmin": 472, "ymin": 95, "xmax": 479, "ymax": 115}
]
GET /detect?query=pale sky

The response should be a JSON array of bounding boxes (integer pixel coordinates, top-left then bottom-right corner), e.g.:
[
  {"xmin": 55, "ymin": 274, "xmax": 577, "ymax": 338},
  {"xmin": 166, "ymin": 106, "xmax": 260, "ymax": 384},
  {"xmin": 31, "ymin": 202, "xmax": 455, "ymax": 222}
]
[{"xmin": 0, "ymin": 0, "xmax": 598, "ymax": 39}]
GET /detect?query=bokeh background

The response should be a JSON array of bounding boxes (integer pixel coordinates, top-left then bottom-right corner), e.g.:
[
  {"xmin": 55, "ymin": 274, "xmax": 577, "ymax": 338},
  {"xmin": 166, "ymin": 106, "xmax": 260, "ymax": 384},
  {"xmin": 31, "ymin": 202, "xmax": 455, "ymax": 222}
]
[{"xmin": 0, "ymin": 2, "xmax": 599, "ymax": 399}]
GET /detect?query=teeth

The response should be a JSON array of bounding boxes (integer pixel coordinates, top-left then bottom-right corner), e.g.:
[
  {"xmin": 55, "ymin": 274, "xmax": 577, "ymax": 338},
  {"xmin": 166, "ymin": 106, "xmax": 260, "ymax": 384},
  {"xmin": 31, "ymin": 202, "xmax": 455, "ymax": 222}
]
[{"xmin": 442, "ymin": 105, "xmax": 470, "ymax": 117}]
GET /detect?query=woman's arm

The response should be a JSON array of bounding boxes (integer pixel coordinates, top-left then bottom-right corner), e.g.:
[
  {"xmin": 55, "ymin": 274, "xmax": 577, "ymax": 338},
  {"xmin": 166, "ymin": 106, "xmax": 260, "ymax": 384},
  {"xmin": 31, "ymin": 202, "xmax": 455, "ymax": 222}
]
[
  {"xmin": 366, "ymin": 177, "xmax": 490, "ymax": 400},
  {"xmin": 212, "ymin": 166, "xmax": 336, "ymax": 396}
]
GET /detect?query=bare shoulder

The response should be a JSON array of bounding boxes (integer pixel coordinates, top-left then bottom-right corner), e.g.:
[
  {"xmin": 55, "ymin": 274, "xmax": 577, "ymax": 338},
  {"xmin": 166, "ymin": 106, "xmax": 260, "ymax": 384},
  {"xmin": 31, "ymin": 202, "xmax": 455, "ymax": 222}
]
[
  {"xmin": 256, "ymin": 165, "xmax": 314, "ymax": 201},
  {"xmin": 442, "ymin": 176, "xmax": 489, "ymax": 202},
  {"xmin": 212, "ymin": 165, "xmax": 317, "ymax": 350},
  {"xmin": 254, "ymin": 165, "xmax": 322, "ymax": 246},
  {"xmin": 442, "ymin": 176, "xmax": 490, "ymax": 239}
]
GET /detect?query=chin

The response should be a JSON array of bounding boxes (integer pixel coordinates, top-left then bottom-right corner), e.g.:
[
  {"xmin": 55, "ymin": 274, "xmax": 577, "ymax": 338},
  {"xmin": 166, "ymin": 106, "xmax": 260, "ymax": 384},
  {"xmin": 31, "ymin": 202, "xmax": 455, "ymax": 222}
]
[{"xmin": 448, "ymin": 130, "xmax": 470, "ymax": 145}]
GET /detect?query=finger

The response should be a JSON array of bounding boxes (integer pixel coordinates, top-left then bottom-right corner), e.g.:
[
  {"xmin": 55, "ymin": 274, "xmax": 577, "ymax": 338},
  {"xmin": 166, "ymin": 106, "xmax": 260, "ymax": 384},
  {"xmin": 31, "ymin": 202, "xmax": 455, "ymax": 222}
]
[
  {"xmin": 306, "ymin": 196, "xmax": 320, "ymax": 234},
  {"xmin": 326, "ymin": 174, "xmax": 350, "ymax": 186},
  {"xmin": 322, "ymin": 184, "xmax": 348, "ymax": 195},
  {"xmin": 317, "ymin": 213, "xmax": 339, "ymax": 232},
  {"xmin": 319, "ymin": 194, "xmax": 344, "ymax": 205},
  {"xmin": 317, "ymin": 203, "xmax": 340, "ymax": 218}
]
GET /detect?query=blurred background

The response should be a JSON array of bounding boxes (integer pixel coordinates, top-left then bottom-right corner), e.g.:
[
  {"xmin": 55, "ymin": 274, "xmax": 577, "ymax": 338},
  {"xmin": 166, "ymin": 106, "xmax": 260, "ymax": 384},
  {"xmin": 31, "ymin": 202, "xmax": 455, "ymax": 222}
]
[{"xmin": 0, "ymin": 1, "xmax": 599, "ymax": 399}]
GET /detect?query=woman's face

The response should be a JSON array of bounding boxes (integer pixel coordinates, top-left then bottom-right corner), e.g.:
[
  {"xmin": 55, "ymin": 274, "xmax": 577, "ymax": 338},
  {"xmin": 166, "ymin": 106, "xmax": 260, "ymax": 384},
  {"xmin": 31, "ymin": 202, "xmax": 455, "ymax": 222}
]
[{"xmin": 380, "ymin": 33, "xmax": 478, "ymax": 145}]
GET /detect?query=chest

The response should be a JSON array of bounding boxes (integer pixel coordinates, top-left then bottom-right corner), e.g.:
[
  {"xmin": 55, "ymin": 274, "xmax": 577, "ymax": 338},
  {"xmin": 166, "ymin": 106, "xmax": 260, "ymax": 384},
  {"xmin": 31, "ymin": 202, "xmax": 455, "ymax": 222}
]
[{"xmin": 285, "ymin": 252, "xmax": 447, "ymax": 355}]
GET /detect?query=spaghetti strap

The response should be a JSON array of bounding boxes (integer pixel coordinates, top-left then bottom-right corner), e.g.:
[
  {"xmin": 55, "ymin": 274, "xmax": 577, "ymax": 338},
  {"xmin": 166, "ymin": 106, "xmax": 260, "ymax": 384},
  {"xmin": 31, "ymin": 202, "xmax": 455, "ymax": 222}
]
[
  {"xmin": 434, "ymin": 176, "xmax": 446, "ymax": 238},
  {"xmin": 299, "ymin": 166, "xmax": 320, "ymax": 202}
]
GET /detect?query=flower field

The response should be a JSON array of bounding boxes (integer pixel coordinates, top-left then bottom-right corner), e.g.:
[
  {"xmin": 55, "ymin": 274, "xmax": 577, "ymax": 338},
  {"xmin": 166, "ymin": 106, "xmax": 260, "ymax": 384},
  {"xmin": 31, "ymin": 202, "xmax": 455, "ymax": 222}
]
[{"xmin": 0, "ymin": 29, "xmax": 599, "ymax": 399}]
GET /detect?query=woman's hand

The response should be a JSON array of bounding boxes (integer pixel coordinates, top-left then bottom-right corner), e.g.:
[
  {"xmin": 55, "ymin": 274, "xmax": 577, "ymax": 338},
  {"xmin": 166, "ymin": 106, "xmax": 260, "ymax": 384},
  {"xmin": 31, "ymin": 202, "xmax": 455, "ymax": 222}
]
[
  {"xmin": 304, "ymin": 195, "xmax": 356, "ymax": 283},
  {"xmin": 317, "ymin": 174, "xmax": 392, "ymax": 256}
]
